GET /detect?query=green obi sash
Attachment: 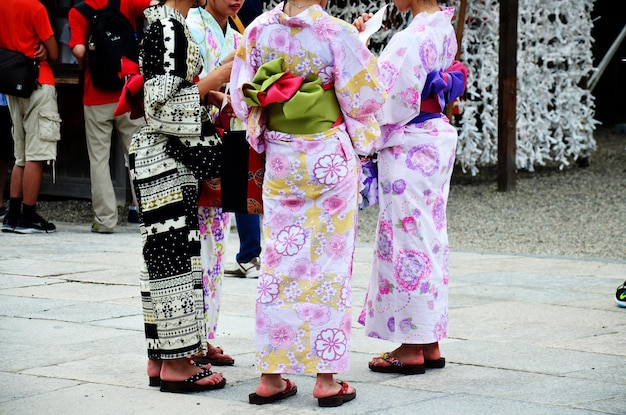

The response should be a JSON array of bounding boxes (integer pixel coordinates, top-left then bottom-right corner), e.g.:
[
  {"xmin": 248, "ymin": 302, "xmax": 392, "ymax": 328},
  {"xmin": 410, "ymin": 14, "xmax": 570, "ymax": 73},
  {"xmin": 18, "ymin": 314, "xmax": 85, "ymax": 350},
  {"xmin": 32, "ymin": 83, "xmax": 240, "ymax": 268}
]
[{"xmin": 241, "ymin": 57, "xmax": 342, "ymax": 135}]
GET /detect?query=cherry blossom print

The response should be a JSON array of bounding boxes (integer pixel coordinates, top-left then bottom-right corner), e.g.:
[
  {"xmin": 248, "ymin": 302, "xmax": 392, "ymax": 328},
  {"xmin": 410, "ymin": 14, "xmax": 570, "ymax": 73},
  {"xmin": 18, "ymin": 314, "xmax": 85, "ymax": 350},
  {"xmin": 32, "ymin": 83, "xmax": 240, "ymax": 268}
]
[
  {"xmin": 376, "ymin": 220, "xmax": 394, "ymax": 262},
  {"xmin": 377, "ymin": 60, "xmax": 398, "ymax": 91},
  {"xmin": 281, "ymin": 194, "xmax": 305, "ymax": 212},
  {"xmin": 295, "ymin": 303, "xmax": 331, "ymax": 326},
  {"xmin": 267, "ymin": 153, "xmax": 290, "ymax": 178},
  {"xmin": 263, "ymin": 244, "xmax": 282, "ymax": 269},
  {"xmin": 313, "ymin": 154, "xmax": 348, "ymax": 185},
  {"xmin": 419, "ymin": 38, "xmax": 438, "ymax": 68},
  {"xmin": 292, "ymin": 139, "xmax": 325, "ymax": 155},
  {"xmin": 289, "ymin": 258, "xmax": 322, "ymax": 280},
  {"xmin": 395, "ymin": 47, "xmax": 407, "ymax": 58},
  {"xmin": 268, "ymin": 29, "xmax": 290, "ymax": 54},
  {"xmin": 322, "ymin": 195, "xmax": 347, "ymax": 215},
  {"xmin": 275, "ymin": 225, "xmax": 306, "ymax": 256},
  {"xmin": 356, "ymin": 98, "xmax": 382, "ymax": 118},
  {"xmin": 289, "ymin": 37, "xmax": 302, "ymax": 56},
  {"xmin": 269, "ymin": 324, "xmax": 296, "ymax": 349},
  {"xmin": 340, "ymin": 314, "xmax": 351, "ymax": 335},
  {"xmin": 318, "ymin": 65, "xmax": 333, "ymax": 84},
  {"xmin": 406, "ymin": 143, "xmax": 440, "ymax": 176},
  {"xmin": 432, "ymin": 194, "xmax": 446, "ymax": 231},
  {"xmin": 401, "ymin": 216, "xmax": 418, "ymax": 236},
  {"xmin": 257, "ymin": 274, "xmax": 281, "ymax": 304},
  {"xmin": 311, "ymin": 19, "xmax": 342, "ymax": 41},
  {"xmin": 394, "ymin": 249, "xmax": 432, "ymax": 291},
  {"xmin": 269, "ymin": 211, "xmax": 292, "ymax": 231},
  {"xmin": 256, "ymin": 309, "xmax": 271, "ymax": 334},
  {"xmin": 314, "ymin": 328, "xmax": 347, "ymax": 361},
  {"xmin": 325, "ymin": 234, "xmax": 347, "ymax": 258}
]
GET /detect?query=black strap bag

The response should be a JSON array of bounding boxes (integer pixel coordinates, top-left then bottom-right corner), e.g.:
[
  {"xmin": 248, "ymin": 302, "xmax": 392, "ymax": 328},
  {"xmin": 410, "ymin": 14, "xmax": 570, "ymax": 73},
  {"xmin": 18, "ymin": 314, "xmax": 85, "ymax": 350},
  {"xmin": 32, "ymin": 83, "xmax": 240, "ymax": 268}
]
[{"xmin": 0, "ymin": 47, "xmax": 40, "ymax": 98}]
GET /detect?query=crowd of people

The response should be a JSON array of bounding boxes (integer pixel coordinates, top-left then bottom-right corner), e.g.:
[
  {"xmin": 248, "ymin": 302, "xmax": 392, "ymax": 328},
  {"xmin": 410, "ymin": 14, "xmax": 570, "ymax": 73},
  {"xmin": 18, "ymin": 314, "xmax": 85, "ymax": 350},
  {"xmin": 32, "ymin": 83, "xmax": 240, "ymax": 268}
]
[{"xmin": 13, "ymin": 0, "xmax": 624, "ymax": 410}]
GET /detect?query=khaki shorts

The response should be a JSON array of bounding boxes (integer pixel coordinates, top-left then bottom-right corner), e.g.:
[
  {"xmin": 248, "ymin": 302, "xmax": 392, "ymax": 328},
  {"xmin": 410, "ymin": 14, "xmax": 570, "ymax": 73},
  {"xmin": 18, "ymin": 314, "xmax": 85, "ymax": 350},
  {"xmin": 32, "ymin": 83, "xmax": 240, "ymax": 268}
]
[{"xmin": 7, "ymin": 84, "xmax": 61, "ymax": 166}]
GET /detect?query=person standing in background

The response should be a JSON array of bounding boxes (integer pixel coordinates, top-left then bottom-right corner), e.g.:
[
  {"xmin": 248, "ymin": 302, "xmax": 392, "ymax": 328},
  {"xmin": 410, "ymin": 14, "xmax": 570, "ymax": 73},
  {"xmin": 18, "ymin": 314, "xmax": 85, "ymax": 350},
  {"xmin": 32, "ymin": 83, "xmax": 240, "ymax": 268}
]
[
  {"xmin": 0, "ymin": 93, "xmax": 15, "ymax": 220},
  {"xmin": 230, "ymin": 0, "xmax": 385, "ymax": 406},
  {"xmin": 0, "ymin": 0, "xmax": 61, "ymax": 234},
  {"xmin": 68, "ymin": 0, "xmax": 157, "ymax": 234},
  {"xmin": 353, "ymin": 0, "xmax": 467, "ymax": 374},
  {"xmin": 185, "ymin": 0, "xmax": 245, "ymax": 367}
]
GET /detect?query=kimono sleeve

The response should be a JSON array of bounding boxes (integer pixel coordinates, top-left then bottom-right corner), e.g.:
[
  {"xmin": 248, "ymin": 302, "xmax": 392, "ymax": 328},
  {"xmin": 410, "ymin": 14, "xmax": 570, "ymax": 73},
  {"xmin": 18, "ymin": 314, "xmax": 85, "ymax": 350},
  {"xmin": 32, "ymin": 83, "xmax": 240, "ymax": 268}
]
[
  {"xmin": 332, "ymin": 25, "xmax": 386, "ymax": 156},
  {"xmin": 230, "ymin": 24, "xmax": 266, "ymax": 153},
  {"xmin": 376, "ymin": 30, "xmax": 431, "ymax": 128},
  {"xmin": 141, "ymin": 18, "xmax": 203, "ymax": 137}
]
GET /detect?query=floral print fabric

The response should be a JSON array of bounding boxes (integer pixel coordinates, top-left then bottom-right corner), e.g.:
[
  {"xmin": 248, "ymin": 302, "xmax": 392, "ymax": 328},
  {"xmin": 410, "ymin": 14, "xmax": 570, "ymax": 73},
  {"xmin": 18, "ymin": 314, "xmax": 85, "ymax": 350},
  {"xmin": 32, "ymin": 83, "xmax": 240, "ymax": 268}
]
[
  {"xmin": 186, "ymin": 7, "xmax": 240, "ymax": 339},
  {"xmin": 358, "ymin": 8, "xmax": 458, "ymax": 344},
  {"xmin": 231, "ymin": 2, "xmax": 384, "ymax": 373}
]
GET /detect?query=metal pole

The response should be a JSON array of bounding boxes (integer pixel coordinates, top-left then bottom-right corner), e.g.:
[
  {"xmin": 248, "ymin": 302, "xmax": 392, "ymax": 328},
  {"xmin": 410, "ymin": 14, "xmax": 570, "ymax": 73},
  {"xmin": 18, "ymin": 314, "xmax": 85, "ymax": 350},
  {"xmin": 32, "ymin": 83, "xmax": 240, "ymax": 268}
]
[{"xmin": 588, "ymin": 24, "xmax": 626, "ymax": 92}]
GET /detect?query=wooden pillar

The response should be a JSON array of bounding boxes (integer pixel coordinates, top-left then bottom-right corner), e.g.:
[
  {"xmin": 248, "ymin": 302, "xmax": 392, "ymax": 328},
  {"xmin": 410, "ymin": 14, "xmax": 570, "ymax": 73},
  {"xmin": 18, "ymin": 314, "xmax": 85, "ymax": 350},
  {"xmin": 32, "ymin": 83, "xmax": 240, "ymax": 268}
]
[{"xmin": 497, "ymin": 0, "xmax": 518, "ymax": 191}]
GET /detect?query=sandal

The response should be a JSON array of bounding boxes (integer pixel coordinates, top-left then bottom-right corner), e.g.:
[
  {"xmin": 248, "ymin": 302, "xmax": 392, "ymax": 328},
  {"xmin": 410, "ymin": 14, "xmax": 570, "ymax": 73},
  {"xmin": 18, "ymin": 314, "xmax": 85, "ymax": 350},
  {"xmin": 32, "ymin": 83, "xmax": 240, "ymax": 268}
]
[
  {"xmin": 192, "ymin": 344, "xmax": 235, "ymax": 366},
  {"xmin": 317, "ymin": 381, "xmax": 356, "ymax": 407},
  {"xmin": 160, "ymin": 369, "xmax": 226, "ymax": 393},
  {"xmin": 149, "ymin": 359, "xmax": 211, "ymax": 386},
  {"xmin": 368, "ymin": 352, "xmax": 426, "ymax": 375},
  {"xmin": 249, "ymin": 378, "xmax": 297, "ymax": 405}
]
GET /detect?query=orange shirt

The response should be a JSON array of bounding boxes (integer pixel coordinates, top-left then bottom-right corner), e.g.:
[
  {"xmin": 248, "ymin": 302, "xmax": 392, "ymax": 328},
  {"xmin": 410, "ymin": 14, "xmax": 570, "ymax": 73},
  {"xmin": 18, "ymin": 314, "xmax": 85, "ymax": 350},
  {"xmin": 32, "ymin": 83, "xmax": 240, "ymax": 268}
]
[
  {"xmin": 68, "ymin": 0, "xmax": 152, "ymax": 106},
  {"xmin": 0, "ymin": 0, "xmax": 56, "ymax": 86}
]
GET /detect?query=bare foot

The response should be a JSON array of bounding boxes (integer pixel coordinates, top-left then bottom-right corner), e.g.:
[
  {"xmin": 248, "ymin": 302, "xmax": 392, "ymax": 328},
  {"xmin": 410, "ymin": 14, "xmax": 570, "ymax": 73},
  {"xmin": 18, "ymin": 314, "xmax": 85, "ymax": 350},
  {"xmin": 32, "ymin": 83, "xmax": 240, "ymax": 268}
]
[
  {"xmin": 423, "ymin": 342, "xmax": 441, "ymax": 361},
  {"xmin": 369, "ymin": 344, "xmax": 424, "ymax": 368},
  {"xmin": 254, "ymin": 374, "xmax": 292, "ymax": 397},
  {"xmin": 160, "ymin": 358, "xmax": 224, "ymax": 386},
  {"xmin": 312, "ymin": 373, "xmax": 356, "ymax": 399}
]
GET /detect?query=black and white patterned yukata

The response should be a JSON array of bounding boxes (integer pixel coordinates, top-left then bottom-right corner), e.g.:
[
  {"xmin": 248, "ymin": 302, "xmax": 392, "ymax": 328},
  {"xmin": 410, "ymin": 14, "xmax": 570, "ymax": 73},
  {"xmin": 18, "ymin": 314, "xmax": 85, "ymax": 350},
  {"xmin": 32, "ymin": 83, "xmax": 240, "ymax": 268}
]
[{"xmin": 129, "ymin": 4, "xmax": 213, "ymax": 360}]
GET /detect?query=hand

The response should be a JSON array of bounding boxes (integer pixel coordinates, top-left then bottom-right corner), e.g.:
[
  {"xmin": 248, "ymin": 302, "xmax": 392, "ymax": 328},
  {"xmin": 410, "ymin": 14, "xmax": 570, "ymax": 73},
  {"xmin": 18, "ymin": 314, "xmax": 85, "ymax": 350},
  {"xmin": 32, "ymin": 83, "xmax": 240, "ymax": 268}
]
[
  {"xmin": 205, "ymin": 90, "xmax": 232, "ymax": 111},
  {"xmin": 220, "ymin": 50, "xmax": 236, "ymax": 65},
  {"xmin": 353, "ymin": 12, "xmax": 373, "ymax": 33},
  {"xmin": 34, "ymin": 42, "xmax": 48, "ymax": 61}
]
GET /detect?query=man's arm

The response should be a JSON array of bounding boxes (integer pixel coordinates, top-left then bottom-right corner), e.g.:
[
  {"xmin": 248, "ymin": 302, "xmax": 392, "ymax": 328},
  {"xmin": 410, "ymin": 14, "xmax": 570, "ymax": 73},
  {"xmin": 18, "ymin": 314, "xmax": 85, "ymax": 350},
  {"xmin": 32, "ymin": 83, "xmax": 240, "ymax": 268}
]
[{"xmin": 42, "ymin": 35, "xmax": 59, "ymax": 61}]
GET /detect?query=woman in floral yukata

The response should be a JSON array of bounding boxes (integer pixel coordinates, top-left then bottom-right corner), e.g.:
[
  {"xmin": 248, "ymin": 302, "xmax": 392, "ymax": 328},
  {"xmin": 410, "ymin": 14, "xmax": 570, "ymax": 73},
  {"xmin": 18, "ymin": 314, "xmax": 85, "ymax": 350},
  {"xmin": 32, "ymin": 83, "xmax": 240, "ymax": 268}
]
[
  {"xmin": 354, "ymin": 0, "xmax": 467, "ymax": 375},
  {"xmin": 230, "ymin": 0, "xmax": 385, "ymax": 407},
  {"xmin": 132, "ymin": 0, "xmax": 233, "ymax": 393},
  {"xmin": 184, "ymin": 0, "xmax": 244, "ymax": 368}
]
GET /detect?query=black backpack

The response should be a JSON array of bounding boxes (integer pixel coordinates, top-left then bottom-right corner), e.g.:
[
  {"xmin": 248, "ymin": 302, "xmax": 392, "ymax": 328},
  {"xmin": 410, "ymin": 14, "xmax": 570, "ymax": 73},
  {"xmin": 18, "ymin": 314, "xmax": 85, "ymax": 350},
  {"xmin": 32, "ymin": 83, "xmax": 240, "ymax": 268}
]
[{"xmin": 75, "ymin": 0, "xmax": 139, "ymax": 91}]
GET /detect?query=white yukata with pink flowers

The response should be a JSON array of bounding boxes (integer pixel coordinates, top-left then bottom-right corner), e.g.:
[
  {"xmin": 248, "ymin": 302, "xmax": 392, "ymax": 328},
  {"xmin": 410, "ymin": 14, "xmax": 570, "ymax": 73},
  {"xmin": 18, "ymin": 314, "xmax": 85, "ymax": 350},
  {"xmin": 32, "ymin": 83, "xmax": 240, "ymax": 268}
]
[
  {"xmin": 230, "ymin": 3, "xmax": 384, "ymax": 373},
  {"xmin": 358, "ymin": 8, "xmax": 459, "ymax": 344}
]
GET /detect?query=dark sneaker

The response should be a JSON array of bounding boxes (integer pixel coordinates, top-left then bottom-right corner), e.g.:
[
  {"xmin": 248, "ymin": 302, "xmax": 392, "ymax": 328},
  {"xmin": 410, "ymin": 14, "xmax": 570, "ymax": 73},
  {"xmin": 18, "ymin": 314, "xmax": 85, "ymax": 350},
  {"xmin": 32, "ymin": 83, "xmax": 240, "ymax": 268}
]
[
  {"xmin": 2, "ymin": 214, "xmax": 17, "ymax": 233},
  {"xmin": 616, "ymin": 281, "xmax": 626, "ymax": 308},
  {"xmin": 14, "ymin": 213, "xmax": 56, "ymax": 234},
  {"xmin": 127, "ymin": 206, "xmax": 139, "ymax": 224}
]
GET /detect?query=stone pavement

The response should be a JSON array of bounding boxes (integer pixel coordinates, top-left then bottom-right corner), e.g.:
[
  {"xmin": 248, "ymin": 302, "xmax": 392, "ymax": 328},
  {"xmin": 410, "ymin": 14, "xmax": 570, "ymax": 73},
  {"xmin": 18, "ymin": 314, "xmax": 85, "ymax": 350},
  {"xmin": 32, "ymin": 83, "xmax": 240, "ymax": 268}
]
[{"xmin": 0, "ymin": 222, "xmax": 624, "ymax": 415}]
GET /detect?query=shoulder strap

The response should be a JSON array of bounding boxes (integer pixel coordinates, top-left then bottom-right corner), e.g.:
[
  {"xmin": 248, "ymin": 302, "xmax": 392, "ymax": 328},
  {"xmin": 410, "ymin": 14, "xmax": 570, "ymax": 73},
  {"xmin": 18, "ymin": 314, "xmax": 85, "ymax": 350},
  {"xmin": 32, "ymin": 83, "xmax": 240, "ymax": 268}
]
[
  {"xmin": 230, "ymin": 15, "xmax": 245, "ymax": 34},
  {"xmin": 107, "ymin": 0, "xmax": 121, "ymax": 10},
  {"xmin": 74, "ymin": 1, "xmax": 97, "ymax": 19}
]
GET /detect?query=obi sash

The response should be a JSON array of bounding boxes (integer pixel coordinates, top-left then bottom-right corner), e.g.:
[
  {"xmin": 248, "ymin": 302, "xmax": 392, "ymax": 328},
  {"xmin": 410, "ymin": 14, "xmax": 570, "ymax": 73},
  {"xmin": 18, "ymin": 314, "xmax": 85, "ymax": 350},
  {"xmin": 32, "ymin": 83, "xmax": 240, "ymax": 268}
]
[
  {"xmin": 409, "ymin": 60, "xmax": 468, "ymax": 125},
  {"xmin": 241, "ymin": 57, "xmax": 342, "ymax": 134}
]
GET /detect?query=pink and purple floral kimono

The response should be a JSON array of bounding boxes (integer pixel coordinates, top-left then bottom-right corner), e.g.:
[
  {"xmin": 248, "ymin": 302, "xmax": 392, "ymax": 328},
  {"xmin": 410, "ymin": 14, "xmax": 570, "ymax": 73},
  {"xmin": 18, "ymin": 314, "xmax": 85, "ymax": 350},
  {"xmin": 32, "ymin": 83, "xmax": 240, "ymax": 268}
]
[
  {"xmin": 187, "ymin": 7, "xmax": 242, "ymax": 340},
  {"xmin": 230, "ymin": 2, "xmax": 384, "ymax": 373},
  {"xmin": 358, "ymin": 7, "xmax": 462, "ymax": 345}
]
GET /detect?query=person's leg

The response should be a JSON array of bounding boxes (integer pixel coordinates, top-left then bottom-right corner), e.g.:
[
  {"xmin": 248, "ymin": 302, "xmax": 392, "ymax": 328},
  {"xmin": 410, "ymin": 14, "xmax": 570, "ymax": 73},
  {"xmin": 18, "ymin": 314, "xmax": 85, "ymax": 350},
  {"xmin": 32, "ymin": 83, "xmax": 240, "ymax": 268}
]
[
  {"xmin": 20, "ymin": 160, "xmax": 43, "ymax": 206},
  {"xmin": 234, "ymin": 212, "xmax": 261, "ymax": 263},
  {"xmin": 85, "ymin": 104, "xmax": 117, "ymax": 231}
]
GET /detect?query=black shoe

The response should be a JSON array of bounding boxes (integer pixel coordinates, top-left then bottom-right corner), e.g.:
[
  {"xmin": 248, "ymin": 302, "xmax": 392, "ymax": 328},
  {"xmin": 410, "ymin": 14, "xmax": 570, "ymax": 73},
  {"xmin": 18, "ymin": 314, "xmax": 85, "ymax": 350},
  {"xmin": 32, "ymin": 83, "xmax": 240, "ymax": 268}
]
[
  {"xmin": 127, "ymin": 206, "xmax": 139, "ymax": 224},
  {"xmin": 2, "ymin": 214, "xmax": 18, "ymax": 233},
  {"xmin": 616, "ymin": 281, "xmax": 626, "ymax": 308},
  {"xmin": 14, "ymin": 213, "xmax": 56, "ymax": 234}
]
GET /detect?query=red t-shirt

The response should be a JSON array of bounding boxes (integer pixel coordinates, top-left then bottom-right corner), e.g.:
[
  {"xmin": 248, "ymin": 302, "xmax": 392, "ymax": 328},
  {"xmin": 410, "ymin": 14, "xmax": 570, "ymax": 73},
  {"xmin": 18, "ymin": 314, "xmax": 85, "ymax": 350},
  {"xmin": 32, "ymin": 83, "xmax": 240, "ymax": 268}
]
[
  {"xmin": 68, "ymin": 0, "xmax": 152, "ymax": 105},
  {"xmin": 0, "ymin": 0, "xmax": 56, "ymax": 86}
]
